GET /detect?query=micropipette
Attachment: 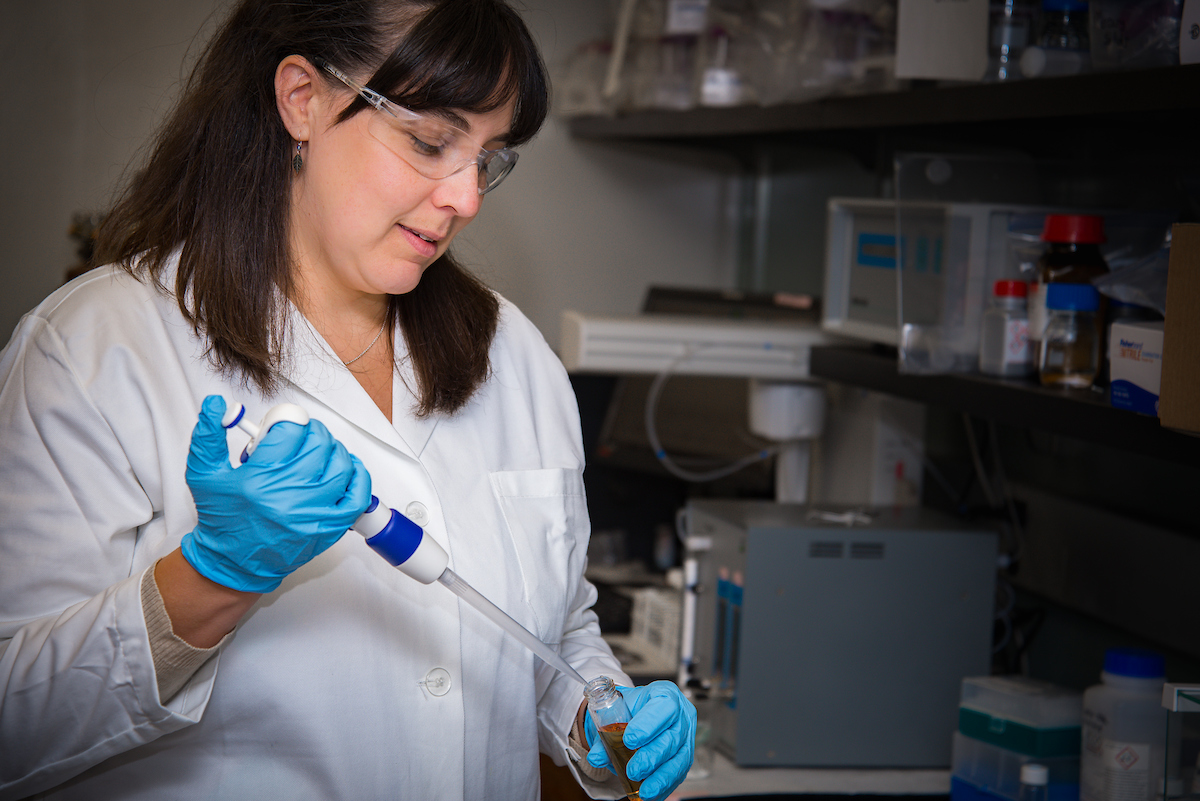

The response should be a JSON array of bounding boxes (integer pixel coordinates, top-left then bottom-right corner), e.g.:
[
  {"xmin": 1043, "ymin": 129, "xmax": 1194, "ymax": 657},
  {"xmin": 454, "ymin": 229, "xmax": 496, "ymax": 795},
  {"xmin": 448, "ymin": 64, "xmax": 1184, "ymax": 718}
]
[{"xmin": 221, "ymin": 401, "xmax": 587, "ymax": 686}]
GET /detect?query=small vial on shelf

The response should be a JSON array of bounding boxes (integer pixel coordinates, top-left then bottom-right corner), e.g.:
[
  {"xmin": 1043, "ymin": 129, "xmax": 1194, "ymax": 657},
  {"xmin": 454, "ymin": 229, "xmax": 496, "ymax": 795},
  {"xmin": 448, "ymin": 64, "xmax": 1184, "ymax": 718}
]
[
  {"xmin": 1039, "ymin": 282, "xmax": 1101, "ymax": 388},
  {"xmin": 1019, "ymin": 763, "xmax": 1050, "ymax": 801},
  {"xmin": 584, "ymin": 676, "xmax": 642, "ymax": 800},
  {"xmin": 979, "ymin": 279, "xmax": 1033, "ymax": 377}
]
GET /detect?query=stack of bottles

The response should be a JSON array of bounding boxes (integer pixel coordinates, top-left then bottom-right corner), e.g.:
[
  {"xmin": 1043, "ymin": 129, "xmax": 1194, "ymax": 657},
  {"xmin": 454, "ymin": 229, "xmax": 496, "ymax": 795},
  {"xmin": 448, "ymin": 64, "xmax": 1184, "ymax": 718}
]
[{"xmin": 952, "ymin": 676, "xmax": 1083, "ymax": 801}]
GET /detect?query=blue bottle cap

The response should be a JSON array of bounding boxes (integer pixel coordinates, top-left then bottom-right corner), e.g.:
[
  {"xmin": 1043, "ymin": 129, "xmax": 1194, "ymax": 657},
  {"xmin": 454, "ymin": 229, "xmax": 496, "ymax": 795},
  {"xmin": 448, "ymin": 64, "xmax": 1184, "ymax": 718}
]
[
  {"xmin": 1042, "ymin": 0, "xmax": 1088, "ymax": 10},
  {"xmin": 1045, "ymin": 283, "xmax": 1100, "ymax": 312},
  {"xmin": 1103, "ymin": 647, "xmax": 1165, "ymax": 679}
]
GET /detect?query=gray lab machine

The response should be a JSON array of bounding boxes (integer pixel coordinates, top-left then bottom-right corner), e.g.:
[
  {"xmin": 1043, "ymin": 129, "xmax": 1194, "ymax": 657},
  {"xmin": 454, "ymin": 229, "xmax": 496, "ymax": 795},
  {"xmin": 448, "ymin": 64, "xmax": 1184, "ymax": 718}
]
[{"xmin": 685, "ymin": 500, "xmax": 997, "ymax": 767}]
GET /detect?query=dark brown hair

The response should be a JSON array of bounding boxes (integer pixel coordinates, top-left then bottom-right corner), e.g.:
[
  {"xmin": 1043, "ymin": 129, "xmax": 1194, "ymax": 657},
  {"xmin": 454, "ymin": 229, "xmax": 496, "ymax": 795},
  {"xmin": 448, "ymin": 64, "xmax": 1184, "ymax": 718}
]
[{"xmin": 94, "ymin": 0, "xmax": 549, "ymax": 416}]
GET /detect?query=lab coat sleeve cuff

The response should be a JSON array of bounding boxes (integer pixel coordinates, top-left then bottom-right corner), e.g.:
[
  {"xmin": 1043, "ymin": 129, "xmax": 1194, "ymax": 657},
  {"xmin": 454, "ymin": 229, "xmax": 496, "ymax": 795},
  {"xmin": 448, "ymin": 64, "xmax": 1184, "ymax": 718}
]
[
  {"xmin": 140, "ymin": 564, "xmax": 227, "ymax": 704},
  {"xmin": 567, "ymin": 707, "xmax": 616, "ymax": 784}
]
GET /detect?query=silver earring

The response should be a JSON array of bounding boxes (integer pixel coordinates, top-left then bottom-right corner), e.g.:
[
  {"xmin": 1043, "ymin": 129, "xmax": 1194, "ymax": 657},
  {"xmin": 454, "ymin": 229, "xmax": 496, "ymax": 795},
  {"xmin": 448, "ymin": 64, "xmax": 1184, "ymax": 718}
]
[{"xmin": 292, "ymin": 141, "xmax": 303, "ymax": 173}]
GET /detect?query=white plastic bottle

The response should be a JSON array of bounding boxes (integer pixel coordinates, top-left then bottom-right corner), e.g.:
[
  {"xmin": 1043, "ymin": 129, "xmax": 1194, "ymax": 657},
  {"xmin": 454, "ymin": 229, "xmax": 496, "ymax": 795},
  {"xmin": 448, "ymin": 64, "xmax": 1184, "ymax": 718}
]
[
  {"xmin": 1080, "ymin": 648, "xmax": 1167, "ymax": 801},
  {"xmin": 979, "ymin": 279, "xmax": 1033, "ymax": 377},
  {"xmin": 1019, "ymin": 763, "xmax": 1050, "ymax": 801}
]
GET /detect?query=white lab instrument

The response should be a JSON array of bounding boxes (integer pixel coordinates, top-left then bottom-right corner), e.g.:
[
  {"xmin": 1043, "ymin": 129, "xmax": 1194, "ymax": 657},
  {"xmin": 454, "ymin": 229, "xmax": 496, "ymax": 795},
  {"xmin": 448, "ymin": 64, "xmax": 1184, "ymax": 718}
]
[
  {"xmin": 561, "ymin": 310, "xmax": 840, "ymax": 502},
  {"xmin": 222, "ymin": 400, "xmax": 586, "ymax": 686}
]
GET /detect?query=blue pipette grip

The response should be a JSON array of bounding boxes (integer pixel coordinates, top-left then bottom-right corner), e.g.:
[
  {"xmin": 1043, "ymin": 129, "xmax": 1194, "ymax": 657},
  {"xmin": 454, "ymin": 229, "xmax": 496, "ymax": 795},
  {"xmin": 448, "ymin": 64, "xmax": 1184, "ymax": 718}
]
[{"xmin": 364, "ymin": 507, "xmax": 425, "ymax": 567}]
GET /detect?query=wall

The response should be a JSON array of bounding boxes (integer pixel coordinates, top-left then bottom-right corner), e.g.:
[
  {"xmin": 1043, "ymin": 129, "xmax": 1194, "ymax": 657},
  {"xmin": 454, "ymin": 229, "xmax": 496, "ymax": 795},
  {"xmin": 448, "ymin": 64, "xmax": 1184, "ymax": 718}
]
[
  {"xmin": 0, "ymin": 0, "xmax": 738, "ymax": 349},
  {"xmin": 0, "ymin": 0, "xmax": 223, "ymax": 345}
]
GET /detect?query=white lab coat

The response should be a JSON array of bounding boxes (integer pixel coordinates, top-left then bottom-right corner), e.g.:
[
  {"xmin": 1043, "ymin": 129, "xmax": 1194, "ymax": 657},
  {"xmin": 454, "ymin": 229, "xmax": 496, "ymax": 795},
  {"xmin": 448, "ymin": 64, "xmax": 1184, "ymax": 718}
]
[{"xmin": 0, "ymin": 260, "xmax": 631, "ymax": 800}]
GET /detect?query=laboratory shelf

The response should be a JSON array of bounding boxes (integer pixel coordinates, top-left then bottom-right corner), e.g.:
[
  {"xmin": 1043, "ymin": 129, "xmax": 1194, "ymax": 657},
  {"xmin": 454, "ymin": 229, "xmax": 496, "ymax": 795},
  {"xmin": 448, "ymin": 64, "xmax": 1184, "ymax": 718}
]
[
  {"xmin": 808, "ymin": 344, "xmax": 1199, "ymax": 466},
  {"xmin": 566, "ymin": 64, "xmax": 1200, "ymax": 143}
]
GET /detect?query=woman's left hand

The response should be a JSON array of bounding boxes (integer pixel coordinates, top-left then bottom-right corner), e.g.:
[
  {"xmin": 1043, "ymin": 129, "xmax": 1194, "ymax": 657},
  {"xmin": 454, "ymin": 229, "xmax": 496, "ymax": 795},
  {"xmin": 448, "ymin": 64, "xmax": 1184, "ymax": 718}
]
[{"xmin": 585, "ymin": 680, "xmax": 697, "ymax": 800}]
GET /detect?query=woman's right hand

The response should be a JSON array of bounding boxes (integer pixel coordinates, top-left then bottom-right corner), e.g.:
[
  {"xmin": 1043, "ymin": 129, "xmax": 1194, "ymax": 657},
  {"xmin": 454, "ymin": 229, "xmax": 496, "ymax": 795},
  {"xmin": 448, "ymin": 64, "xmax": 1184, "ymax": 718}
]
[{"xmin": 180, "ymin": 395, "xmax": 372, "ymax": 593}]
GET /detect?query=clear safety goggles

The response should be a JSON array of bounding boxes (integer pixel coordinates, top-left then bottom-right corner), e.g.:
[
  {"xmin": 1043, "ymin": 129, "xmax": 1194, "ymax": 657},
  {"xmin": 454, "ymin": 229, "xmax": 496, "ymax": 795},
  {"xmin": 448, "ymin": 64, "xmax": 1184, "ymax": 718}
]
[{"xmin": 321, "ymin": 62, "xmax": 518, "ymax": 195}]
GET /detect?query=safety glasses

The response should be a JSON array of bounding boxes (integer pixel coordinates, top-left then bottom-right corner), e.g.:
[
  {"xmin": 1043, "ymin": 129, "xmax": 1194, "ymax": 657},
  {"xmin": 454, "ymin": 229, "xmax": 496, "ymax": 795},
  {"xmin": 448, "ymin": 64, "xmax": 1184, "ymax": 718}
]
[{"xmin": 321, "ymin": 62, "xmax": 518, "ymax": 195}]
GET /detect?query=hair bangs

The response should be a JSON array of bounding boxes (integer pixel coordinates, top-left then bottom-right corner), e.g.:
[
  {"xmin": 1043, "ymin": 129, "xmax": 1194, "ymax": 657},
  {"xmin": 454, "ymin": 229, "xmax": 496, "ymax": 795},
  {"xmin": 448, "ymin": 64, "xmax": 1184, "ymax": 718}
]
[{"xmin": 347, "ymin": 0, "xmax": 548, "ymax": 146}]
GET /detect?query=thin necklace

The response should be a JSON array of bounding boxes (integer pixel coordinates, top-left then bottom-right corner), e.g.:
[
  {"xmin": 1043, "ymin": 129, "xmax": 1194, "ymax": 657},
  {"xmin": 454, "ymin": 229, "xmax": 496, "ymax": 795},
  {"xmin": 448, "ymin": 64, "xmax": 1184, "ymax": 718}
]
[{"xmin": 342, "ymin": 321, "xmax": 387, "ymax": 366}]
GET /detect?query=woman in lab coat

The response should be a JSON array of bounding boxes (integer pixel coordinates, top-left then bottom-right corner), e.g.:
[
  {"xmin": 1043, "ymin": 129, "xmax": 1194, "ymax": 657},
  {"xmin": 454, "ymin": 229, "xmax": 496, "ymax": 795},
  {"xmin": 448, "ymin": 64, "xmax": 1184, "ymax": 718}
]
[{"xmin": 0, "ymin": 0, "xmax": 694, "ymax": 798}]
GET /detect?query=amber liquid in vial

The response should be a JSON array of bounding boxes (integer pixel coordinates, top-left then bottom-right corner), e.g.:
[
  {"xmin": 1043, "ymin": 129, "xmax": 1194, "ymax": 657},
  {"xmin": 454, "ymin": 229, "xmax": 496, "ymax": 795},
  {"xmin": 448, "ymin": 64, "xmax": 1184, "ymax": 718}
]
[{"xmin": 599, "ymin": 722, "xmax": 642, "ymax": 800}]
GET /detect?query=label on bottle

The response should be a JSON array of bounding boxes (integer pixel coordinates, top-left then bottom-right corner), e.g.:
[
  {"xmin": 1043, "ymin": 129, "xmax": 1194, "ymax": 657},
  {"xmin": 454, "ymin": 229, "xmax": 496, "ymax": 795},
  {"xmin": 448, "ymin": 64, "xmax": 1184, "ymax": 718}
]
[
  {"xmin": 1082, "ymin": 737, "xmax": 1154, "ymax": 801},
  {"xmin": 1028, "ymin": 283, "xmax": 1047, "ymax": 341},
  {"xmin": 701, "ymin": 68, "xmax": 741, "ymax": 106},
  {"xmin": 1003, "ymin": 319, "xmax": 1031, "ymax": 366}
]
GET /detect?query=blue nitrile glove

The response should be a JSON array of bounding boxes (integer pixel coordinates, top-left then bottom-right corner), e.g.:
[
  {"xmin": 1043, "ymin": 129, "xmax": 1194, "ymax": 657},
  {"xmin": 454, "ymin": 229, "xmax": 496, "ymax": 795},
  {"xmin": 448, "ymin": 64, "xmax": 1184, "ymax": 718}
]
[
  {"xmin": 181, "ymin": 395, "xmax": 372, "ymax": 592},
  {"xmin": 585, "ymin": 681, "xmax": 697, "ymax": 800}
]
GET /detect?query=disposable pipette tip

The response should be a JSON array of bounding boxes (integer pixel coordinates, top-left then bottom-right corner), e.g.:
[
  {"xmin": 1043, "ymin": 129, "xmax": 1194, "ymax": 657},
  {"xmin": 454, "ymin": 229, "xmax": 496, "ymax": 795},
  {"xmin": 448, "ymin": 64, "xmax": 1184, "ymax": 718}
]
[{"xmin": 437, "ymin": 569, "xmax": 586, "ymax": 685}]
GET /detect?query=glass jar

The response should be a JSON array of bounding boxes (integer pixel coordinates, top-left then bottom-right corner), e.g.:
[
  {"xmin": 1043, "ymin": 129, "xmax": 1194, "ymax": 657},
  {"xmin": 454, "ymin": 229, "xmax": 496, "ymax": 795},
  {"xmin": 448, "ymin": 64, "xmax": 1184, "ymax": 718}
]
[
  {"xmin": 1039, "ymin": 283, "xmax": 1101, "ymax": 387},
  {"xmin": 584, "ymin": 676, "xmax": 642, "ymax": 800},
  {"xmin": 1021, "ymin": 0, "xmax": 1092, "ymax": 76},
  {"xmin": 1030, "ymin": 214, "xmax": 1109, "ymax": 344}
]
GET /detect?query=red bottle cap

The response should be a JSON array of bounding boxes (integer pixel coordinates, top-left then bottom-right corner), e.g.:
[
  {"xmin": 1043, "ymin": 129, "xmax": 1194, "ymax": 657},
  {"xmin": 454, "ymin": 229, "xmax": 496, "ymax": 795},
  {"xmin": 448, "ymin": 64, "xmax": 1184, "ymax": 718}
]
[
  {"xmin": 1041, "ymin": 214, "xmax": 1106, "ymax": 244},
  {"xmin": 993, "ymin": 279, "xmax": 1028, "ymax": 298}
]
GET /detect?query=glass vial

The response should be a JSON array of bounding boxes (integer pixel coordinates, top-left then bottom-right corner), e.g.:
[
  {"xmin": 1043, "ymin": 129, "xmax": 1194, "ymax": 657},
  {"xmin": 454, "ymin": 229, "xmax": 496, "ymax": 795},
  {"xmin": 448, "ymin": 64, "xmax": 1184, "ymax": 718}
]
[
  {"xmin": 584, "ymin": 676, "xmax": 643, "ymax": 800},
  {"xmin": 1019, "ymin": 763, "xmax": 1050, "ymax": 801},
  {"xmin": 1039, "ymin": 283, "xmax": 1100, "ymax": 388},
  {"xmin": 979, "ymin": 279, "xmax": 1033, "ymax": 377},
  {"xmin": 1021, "ymin": 0, "xmax": 1091, "ymax": 76}
]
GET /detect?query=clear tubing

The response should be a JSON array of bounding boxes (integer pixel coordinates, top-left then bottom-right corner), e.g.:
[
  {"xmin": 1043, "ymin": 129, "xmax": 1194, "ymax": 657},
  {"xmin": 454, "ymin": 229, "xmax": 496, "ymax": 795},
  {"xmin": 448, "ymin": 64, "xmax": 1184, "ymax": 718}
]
[{"xmin": 437, "ymin": 568, "xmax": 586, "ymax": 685}]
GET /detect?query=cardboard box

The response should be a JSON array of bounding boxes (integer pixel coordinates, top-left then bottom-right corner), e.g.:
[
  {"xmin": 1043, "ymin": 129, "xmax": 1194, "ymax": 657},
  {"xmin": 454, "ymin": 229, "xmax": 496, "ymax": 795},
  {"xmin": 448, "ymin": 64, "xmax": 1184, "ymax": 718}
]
[
  {"xmin": 1160, "ymin": 224, "xmax": 1200, "ymax": 433},
  {"xmin": 1109, "ymin": 320, "xmax": 1164, "ymax": 416}
]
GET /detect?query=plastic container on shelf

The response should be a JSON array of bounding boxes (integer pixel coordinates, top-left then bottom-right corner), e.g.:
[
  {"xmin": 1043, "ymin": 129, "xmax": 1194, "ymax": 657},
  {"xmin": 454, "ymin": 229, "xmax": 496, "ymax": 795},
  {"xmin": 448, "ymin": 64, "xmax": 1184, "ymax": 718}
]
[
  {"xmin": 1022, "ymin": 0, "xmax": 1092, "ymax": 77},
  {"xmin": 1161, "ymin": 684, "xmax": 1200, "ymax": 801},
  {"xmin": 980, "ymin": 280, "xmax": 1034, "ymax": 378},
  {"xmin": 960, "ymin": 676, "xmax": 1083, "ymax": 758},
  {"xmin": 952, "ymin": 731, "xmax": 1081, "ymax": 801},
  {"xmin": 1080, "ymin": 648, "xmax": 1167, "ymax": 801},
  {"xmin": 699, "ymin": 27, "xmax": 744, "ymax": 107},
  {"xmin": 556, "ymin": 40, "xmax": 616, "ymax": 117},
  {"xmin": 1039, "ymin": 283, "xmax": 1102, "ymax": 388},
  {"xmin": 1089, "ymin": 0, "xmax": 1182, "ymax": 72}
]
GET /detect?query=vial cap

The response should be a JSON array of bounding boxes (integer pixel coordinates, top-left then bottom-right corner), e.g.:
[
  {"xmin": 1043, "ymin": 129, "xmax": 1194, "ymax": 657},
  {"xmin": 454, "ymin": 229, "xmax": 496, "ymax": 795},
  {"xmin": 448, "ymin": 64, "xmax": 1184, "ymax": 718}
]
[
  {"xmin": 994, "ymin": 280, "xmax": 1028, "ymax": 298},
  {"xmin": 1021, "ymin": 764, "xmax": 1050, "ymax": 786},
  {"xmin": 1041, "ymin": 214, "xmax": 1106, "ymax": 244},
  {"xmin": 1041, "ymin": 0, "xmax": 1087, "ymax": 10},
  {"xmin": 1045, "ymin": 282, "xmax": 1099, "ymax": 311},
  {"xmin": 1103, "ymin": 647, "xmax": 1166, "ymax": 679}
]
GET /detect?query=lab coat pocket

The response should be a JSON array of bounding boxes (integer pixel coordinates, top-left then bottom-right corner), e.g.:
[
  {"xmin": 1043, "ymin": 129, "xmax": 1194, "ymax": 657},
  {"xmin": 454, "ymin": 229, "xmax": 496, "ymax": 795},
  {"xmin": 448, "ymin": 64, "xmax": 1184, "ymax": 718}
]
[{"xmin": 489, "ymin": 467, "xmax": 588, "ymax": 645}]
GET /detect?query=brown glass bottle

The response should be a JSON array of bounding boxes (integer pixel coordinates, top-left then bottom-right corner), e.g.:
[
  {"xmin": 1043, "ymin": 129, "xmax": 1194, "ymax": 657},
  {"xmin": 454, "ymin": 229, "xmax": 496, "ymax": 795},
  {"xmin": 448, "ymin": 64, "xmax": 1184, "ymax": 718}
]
[{"xmin": 1029, "ymin": 214, "xmax": 1108, "ymax": 346}]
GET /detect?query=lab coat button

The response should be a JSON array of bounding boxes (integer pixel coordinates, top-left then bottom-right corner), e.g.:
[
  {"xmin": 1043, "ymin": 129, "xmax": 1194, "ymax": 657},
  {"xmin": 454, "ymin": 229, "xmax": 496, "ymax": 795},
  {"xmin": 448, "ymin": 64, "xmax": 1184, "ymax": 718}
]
[
  {"xmin": 420, "ymin": 667, "xmax": 451, "ymax": 697},
  {"xmin": 405, "ymin": 502, "xmax": 430, "ymax": 527}
]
